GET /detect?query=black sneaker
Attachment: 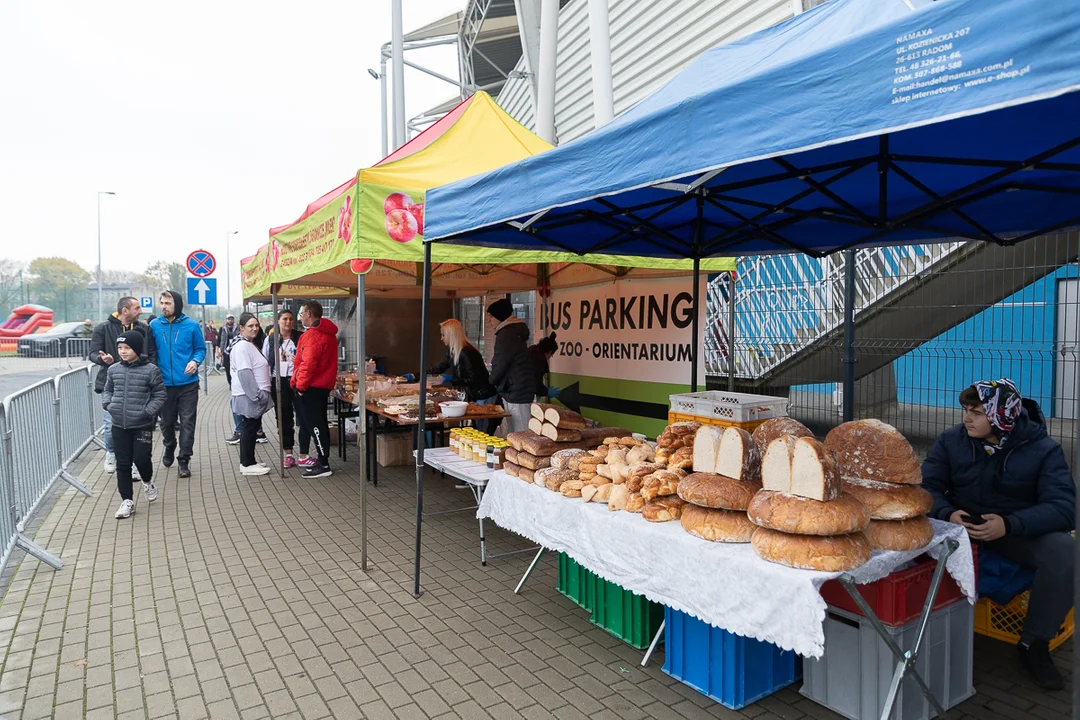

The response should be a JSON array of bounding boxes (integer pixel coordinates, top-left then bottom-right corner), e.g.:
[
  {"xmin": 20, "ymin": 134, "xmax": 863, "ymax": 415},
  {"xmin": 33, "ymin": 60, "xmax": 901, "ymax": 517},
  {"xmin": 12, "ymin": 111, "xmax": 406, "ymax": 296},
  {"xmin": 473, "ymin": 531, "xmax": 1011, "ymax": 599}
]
[
  {"xmin": 1018, "ymin": 640, "xmax": 1064, "ymax": 690},
  {"xmin": 302, "ymin": 465, "xmax": 332, "ymax": 479},
  {"xmin": 225, "ymin": 432, "xmax": 241, "ymax": 445},
  {"xmin": 177, "ymin": 462, "xmax": 191, "ymax": 479},
  {"xmin": 163, "ymin": 447, "xmax": 175, "ymax": 467}
]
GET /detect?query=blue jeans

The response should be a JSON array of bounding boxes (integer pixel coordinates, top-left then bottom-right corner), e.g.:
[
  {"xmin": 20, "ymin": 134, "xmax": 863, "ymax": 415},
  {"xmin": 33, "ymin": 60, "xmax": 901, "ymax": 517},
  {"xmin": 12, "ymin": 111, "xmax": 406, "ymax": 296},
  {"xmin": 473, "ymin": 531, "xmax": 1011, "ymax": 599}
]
[{"xmin": 102, "ymin": 403, "xmax": 114, "ymax": 453}]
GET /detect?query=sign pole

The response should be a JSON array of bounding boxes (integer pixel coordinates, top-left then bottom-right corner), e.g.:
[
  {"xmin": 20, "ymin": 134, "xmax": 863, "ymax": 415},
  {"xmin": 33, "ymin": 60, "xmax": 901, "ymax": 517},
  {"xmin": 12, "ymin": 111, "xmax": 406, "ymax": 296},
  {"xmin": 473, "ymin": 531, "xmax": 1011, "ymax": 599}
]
[{"xmin": 202, "ymin": 306, "xmax": 208, "ymax": 394}]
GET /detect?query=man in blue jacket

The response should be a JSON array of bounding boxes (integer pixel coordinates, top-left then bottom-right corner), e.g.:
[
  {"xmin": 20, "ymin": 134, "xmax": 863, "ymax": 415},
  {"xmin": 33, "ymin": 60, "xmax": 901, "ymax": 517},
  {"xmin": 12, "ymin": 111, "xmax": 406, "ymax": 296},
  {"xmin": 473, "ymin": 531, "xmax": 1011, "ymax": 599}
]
[
  {"xmin": 149, "ymin": 290, "xmax": 205, "ymax": 478},
  {"xmin": 922, "ymin": 378, "xmax": 1075, "ymax": 690}
]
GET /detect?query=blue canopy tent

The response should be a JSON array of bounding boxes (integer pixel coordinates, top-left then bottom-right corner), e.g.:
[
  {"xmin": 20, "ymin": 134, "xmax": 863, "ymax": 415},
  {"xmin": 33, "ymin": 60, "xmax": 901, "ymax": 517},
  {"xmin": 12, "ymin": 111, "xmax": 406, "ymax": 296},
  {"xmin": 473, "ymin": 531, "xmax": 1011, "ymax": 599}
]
[{"xmin": 405, "ymin": 0, "xmax": 1080, "ymax": 702}]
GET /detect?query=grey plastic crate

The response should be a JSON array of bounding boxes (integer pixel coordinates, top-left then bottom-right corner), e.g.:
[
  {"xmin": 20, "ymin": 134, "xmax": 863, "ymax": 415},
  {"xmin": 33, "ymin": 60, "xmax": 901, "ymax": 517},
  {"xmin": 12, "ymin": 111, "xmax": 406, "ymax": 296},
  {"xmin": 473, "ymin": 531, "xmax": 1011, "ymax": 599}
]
[{"xmin": 801, "ymin": 601, "xmax": 975, "ymax": 720}]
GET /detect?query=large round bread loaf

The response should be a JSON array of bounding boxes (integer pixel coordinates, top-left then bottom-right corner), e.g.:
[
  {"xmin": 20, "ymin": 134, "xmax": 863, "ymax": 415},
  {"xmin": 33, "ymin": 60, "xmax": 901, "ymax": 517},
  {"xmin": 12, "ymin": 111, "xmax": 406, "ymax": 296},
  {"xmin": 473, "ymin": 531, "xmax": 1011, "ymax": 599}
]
[
  {"xmin": 677, "ymin": 472, "xmax": 761, "ymax": 511},
  {"xmin": 824, "ymin": 419, "xmax": 921, "ymax": 485},
  {"xmin": 843, "ymin": 478, "xmax": 933, "ymax": 520},
  {"xmin": 751, "ymin": 527, "xmax": 872, "ymax": 571},
  {"xmin": 680, "ymin": 505, "xmax": 756, "ymax": 543},
  {"xmin": 752, "ymin": 417, "xmax": 814, "ymax": 457},
  {"xmin": 864, "ymin": 516, "xmax": 934, "ymax": 551},
  {"xmin": 747, "ymin": 490, "xmax": 870, "ymax": 536}
]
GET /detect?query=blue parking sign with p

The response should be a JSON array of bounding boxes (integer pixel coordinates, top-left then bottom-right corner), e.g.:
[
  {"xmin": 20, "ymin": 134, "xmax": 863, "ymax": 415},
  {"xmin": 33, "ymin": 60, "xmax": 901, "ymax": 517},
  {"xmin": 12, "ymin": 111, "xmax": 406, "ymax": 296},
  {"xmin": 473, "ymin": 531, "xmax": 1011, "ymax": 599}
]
[{"xmin": 140, "ymin": 297, "xmax": 153, "ymax": 310}]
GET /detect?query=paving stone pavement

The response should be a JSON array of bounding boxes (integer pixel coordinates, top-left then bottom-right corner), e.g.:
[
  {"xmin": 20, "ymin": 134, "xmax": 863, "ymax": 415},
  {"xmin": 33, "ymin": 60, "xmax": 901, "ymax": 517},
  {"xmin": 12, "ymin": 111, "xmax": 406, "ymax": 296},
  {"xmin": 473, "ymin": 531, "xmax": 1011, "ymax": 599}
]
[{"xmin": 0, "ymin": 375, "xmax": 1071, "ymax": 719}]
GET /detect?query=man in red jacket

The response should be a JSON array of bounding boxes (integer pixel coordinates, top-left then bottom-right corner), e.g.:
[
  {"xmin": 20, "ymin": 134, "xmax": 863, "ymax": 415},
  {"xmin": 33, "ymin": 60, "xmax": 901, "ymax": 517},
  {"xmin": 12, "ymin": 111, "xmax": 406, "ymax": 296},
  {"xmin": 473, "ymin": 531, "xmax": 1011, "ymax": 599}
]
[{"xmin": 291, "ymin": 300, "xmax": 338, "ymax": 478}]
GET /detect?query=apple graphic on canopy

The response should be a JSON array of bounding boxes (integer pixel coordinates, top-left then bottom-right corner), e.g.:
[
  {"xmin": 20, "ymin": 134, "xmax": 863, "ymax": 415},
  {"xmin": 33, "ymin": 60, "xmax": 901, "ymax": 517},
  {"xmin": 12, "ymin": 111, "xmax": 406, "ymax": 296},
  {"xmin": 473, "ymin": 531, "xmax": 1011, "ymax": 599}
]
[
  {"xmin": 408, "ymin": 203, "xmax": 424, "ymax": 235},
  {"xmin": 350, "ymin": 258, "xmax": 373, "ymax": 274},
  {"xmin": 384, "ymin": 192, "xmax": 413, "ymax": 215},
  {"xmin": 385, "ymin": 208, "xmax": 418, "ymax": 243}
]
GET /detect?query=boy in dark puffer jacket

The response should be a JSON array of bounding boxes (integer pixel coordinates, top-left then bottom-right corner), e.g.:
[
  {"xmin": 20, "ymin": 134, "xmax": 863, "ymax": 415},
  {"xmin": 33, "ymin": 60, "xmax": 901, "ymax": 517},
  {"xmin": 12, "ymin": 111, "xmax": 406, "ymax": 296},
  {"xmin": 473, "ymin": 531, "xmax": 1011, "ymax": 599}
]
[{"xmin": 103, "ymin": 331, "xmax": 166, "ymax": 519}]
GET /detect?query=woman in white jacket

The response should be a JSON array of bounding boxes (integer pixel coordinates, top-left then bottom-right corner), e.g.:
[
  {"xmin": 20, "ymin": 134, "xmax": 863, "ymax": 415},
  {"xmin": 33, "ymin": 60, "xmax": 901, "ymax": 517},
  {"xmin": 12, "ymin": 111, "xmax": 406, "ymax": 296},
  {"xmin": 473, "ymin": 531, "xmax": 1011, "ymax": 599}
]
[
  {"xmin": 230, "ymin": 312, "xmax": 273, "ymax": 476},
  {"xmin": 263, "ymin": 309, "xmax": 306, "ymax": 468}
]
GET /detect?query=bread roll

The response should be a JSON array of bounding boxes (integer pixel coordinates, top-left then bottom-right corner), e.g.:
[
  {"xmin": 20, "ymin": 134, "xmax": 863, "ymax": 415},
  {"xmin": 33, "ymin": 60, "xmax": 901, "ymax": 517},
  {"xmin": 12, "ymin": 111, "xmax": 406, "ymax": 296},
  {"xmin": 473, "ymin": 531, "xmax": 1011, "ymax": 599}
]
[
  {"xmin": 504, "ymin": 447, "xmax": 520, "ymax": 465},
  {"xmin": 680, "ymin": 505, "xmax": 757, "ymax": 543},
  {"xmin": 625, "ymin": 492, "xmax": 646, "ymax": 513},
  {"xmin": 751, "ymin": 527, "xmax": 872, "ymax": 572},
  {"xmin": 583, "ymin": 483, "xmax": 614, "ymax": 503},
  {"xmin": 655, "ymin": 447, "xmax": 673, "ymax": 466},
  {"xmin": 677, "ymin": 472, "xmax": 761, "ymax": 511},
  {"xmin": 537, "ymin": 468, "xmax": 578, "ymax": 491},
  {"xmin": 843, "ymin": 478, "xmax": 934, "ymax": 520},
  {"xmin": 528, "ymin": 417, "xmax": 545, "ymax": 435},
  {"xmin": 658, "ymin": 422, "xmax": 701, "ymax": 449},
  {"xmin": 541, "ymin": 423, "xmax": 582, "ymax": 442},
  {"xmin": 516, "ymin": 452, "xmax": 551, "ymax": 471},
  {"xmin": 642, "ymin": 496, "xmax": 687, "ymax": 522},
  {"xmin": 626, "ymin": 444, "xmax": 655, "ymax": 465},
  {"xmin": 560, "ymin": 479, "xmax": 585, "ymax": 497},
  {"xmin": 752, "ymin": 417, "xmax": 814, "ymax": 458},
  {"xmin": 762, "ymin": 436, "xmax": 797, "ymax": 494},
  {"xmin": 669, "ymin": 446, "xmax": 694, "ymax": 471},
  {"xmin": 715, "ymin": 427, "xmax": 761, "ymax": 484},
  {"xmin": 551, "ymin": 448, "xmax": 589, "ymax": 471},
  {"xmin": 579, "ymin": 426, "xmax": 633, "ymax": 444},
  {"xmin": 824, "ymin": 419, "xmax": 921, "ymax": 485},
  {"xmin": 503, "ymin": 462, "xmax": 520, "ymax": 478},
  {"xmin": 640, "ymin": 470, "xmax": 682, "ymax": 502},
  {"xmin": 790, "ymin": 437, "xmax": 842, "ymax": 502},
  {"xmin": 747, "ymin": 490, "xmax": 870, "ymax": 536},
  {"xmin": 608, "ymin": 485, "xmax": 629, "ymax": 511},
  {"xmin": 544, "ymin": 406, "xmax": 587, "ymax": 430},
  {"xmin": 693, "ymin": 426, "xmax": 723, "ymax": 473},
  {"xmin": 531, "ymin": 403, "xmax": 556, "ymax": 421},
  {"xmin": 864, "ymin": 516, "xmax": 934, "ymax": 551}
]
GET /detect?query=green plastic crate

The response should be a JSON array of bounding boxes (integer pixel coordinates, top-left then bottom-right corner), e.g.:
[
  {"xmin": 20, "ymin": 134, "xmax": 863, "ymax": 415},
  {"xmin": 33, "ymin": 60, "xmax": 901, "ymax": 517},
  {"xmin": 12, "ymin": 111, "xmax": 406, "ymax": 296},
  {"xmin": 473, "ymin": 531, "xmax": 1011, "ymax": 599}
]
[
  {"xmin": 557, "ymin": 552, "xmax": 591, "ymax": 609},
  {"xmin": 586, "ymin": 569, "xmax": 665, "ymax": 650}
]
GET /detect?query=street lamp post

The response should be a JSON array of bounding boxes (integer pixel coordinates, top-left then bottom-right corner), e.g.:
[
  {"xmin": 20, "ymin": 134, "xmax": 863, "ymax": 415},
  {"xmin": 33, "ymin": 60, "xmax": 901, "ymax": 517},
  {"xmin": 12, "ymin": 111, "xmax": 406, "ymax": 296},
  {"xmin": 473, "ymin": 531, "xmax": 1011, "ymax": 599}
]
[
  {"xmin": 225, "ymin": 230, "xmax": 238, "ymax": 312},
  {"xmin": 97, "ymin": 191, "xmax": 116, "ymax": 323},
  {"xmin": 368, "ymin": 65, "xmax": 388, "ymax": 158}
]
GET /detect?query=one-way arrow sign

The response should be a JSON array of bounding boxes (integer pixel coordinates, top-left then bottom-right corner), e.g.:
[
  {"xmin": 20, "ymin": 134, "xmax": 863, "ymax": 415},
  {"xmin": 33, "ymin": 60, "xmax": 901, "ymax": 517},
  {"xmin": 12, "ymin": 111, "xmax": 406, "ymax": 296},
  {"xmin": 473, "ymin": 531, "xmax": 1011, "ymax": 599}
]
[
  {"xmin": 186, "ymin": 277, "xmax": 217, "ymax": 306},
  {"xmin": 555, "ymin": 381, "xmax": 669, "ymax": 420}
]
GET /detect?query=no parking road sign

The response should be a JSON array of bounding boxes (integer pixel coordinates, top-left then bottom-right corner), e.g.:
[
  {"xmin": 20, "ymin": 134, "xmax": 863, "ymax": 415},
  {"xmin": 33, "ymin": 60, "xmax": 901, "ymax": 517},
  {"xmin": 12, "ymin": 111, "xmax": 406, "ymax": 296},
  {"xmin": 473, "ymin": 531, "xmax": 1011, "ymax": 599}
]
[{"xmin": 186, "ymin": 250, "xmax": 216, "ymax": 278}]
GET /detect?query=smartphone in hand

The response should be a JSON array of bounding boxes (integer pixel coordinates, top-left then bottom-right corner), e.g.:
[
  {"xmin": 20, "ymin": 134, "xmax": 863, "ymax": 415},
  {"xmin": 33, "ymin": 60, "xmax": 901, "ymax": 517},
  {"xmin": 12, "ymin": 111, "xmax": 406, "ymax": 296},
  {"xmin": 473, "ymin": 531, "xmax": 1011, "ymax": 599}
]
[{"xmin": 960, "ymin": 513, "xmax": 986, "ymax": 525}]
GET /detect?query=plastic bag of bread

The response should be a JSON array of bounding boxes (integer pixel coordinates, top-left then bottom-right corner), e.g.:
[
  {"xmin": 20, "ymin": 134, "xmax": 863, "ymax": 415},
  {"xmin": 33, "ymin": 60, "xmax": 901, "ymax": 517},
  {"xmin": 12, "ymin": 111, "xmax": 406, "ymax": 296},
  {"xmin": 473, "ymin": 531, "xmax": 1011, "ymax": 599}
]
[
  {"xmin": 641, "ymin": 470, "xmax": 682, "ymax": 502},
  {"xmin": 625, "ymin": 492, "xmax": 646, "ymax": 513},
  {"xmin": 643, "ymin": 496, "xmax": 687, "ymax": 522},
  {"xmin": 559, "ymin": 479, "xmax": 585, "ymax": 497},
  {"xmin": 551, "ymin": 448, "xmax": 589, "ymax": 472}
]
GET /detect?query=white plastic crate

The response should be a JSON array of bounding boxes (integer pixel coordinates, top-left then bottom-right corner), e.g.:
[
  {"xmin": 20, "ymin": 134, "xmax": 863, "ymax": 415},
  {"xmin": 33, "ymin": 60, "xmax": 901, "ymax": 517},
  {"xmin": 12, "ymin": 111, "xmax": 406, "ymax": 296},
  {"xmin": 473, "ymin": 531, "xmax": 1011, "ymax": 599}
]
[
  {"xmin": 801, "ymin": 601, "xmax": 975, "ymax": 720},
  {"xmin": 668, "ymin": 391, "xmax": 788, "ymax": 423}
]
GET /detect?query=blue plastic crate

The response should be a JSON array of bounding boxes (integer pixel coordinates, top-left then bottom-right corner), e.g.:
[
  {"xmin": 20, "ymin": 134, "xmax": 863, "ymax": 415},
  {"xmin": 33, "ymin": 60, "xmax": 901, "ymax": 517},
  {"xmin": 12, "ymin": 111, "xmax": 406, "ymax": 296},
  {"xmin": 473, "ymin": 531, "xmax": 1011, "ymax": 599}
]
[{"xmin": 663, "ymin": 606, "xmax": 801, "ymax": 709}]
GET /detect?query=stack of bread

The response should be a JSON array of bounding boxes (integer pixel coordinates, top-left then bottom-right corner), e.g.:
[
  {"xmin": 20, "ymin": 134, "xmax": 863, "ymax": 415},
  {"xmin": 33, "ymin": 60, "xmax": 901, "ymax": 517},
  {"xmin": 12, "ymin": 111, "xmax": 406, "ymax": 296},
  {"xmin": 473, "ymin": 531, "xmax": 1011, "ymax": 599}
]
[
  {"xmin": 655, "ymin": 422, "xmax": 701, "ymax": 466},
  {"xmin": 501, "ymin": 403, "xmax": 631, "ymax": 485},
  {"xmin": 748, "ymin": 421, "xmax": 872, "ymax": 571},
  {"xmin": 824, "ymin": 419, "xmax": 935, "ymax": 552},
  {"xmin": 676, "ymin": 425, "xmax": 762, "ymax": 542}
]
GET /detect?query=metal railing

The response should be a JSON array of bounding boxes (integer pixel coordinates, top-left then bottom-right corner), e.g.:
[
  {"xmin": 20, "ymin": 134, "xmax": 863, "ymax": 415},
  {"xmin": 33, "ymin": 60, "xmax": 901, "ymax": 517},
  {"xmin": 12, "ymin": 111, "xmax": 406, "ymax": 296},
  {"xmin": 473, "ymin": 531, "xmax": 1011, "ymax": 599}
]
[
  {"xmin": 0, "ymin": 364, "xmax": 97, "ymax": 573},
  {"xmin": 0, "ymin": 336, "xmax": 95, "ymax": 373}
]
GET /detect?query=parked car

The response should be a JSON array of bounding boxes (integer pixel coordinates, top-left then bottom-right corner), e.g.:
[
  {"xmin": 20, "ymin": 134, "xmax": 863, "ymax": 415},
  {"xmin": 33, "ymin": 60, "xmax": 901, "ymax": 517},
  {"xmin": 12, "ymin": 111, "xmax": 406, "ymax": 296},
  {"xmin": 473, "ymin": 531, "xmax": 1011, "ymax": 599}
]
[{"xmin": 16, "ymin": 322, "xmax": 93, "ymax": 358}]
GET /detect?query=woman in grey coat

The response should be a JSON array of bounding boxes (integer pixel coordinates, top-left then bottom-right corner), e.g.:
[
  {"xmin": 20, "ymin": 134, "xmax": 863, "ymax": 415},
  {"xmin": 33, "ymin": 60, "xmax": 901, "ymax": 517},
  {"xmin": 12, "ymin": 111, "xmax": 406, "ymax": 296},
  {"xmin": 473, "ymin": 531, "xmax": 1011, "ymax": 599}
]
[{"xmin": 103, "ymin": 330, "xmax": 166, "ymax": 519}]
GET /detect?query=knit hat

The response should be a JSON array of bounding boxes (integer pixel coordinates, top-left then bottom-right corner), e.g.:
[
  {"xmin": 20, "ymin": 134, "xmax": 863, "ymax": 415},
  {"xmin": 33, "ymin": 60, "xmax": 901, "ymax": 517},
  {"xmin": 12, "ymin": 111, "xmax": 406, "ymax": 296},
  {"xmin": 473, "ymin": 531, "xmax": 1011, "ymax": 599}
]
[
  {"xmin": 116, "ymin": 330, "xmax": 145, "ymax": 357},
  {"xmin": 487, "ymin": 298, "xmax": 514, "ymax": 322}
]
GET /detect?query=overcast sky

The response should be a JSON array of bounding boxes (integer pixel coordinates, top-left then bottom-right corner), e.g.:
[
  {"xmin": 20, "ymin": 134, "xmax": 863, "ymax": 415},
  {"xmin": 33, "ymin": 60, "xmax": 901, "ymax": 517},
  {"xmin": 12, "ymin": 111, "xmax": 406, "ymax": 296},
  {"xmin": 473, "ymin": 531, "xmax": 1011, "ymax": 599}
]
[{"xmin": 0, "ymin": 0, "xmax": 465, "ymax": 305}]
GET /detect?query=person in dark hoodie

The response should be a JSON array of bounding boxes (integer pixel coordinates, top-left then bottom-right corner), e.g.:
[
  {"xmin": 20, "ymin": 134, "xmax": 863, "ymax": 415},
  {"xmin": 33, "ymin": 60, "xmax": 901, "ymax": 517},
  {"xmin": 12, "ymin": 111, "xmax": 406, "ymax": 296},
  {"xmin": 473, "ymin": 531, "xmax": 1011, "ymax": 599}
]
[
  {"xmin": 90, "ymin": 296, "xmax": 156, "ymax": 475},
  {"xmin": 528, "ymin": 332, "xmax": 560, "ymax": 402},
  {"xmin": 292, "ymin": 300, "xmax": 338, "ymax": 478},
  {"xmin": 486, "ymin": 298, "xmax": 534, "ymax": 433},
  {"xmin": 149, "ymin": 290, "xmax": 206, "ymax": 478},
  {"xmin": 922, "ymin": 378, "xmax": 1075, "ymax": 690},
  {"xmin": 102, "ymin": 331, "xmax": 165, "ymax": 519}
]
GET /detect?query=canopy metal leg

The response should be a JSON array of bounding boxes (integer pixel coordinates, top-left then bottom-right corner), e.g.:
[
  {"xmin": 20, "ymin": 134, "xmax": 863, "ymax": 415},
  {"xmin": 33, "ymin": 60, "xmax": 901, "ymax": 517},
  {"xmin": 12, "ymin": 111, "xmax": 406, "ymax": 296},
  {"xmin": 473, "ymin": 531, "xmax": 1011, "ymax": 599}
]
[
  {"xmin": 413, "ymin": 242, "xmax": 433, "ymax": 599},
  {"xmin": 641, "ymin": 620, "xmax": 665, "ymax": 668},
  {"xmin": 515, "ymin": 548, "xmax": 547, "ymax": 594},
  {"xmin": 838, "ymin": 537, "xmax": 959, "ymax": 720}
]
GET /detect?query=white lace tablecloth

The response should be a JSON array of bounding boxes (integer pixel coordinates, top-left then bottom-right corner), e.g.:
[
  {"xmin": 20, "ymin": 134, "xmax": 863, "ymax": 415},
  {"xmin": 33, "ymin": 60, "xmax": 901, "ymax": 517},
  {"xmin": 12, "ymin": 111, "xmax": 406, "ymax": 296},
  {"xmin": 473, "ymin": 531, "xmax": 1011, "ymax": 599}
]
[{"xmin": 478, "ymin": 471, "xmax": 975, "ymax": 658}]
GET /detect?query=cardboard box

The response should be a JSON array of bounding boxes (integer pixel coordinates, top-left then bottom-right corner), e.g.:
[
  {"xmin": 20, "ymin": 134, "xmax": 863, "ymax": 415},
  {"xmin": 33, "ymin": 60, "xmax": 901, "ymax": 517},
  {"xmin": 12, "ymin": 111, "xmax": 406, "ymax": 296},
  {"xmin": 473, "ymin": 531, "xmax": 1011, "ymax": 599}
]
[{"xmin": 377, "ymin": 432, "xmax": 415, "ymax": 467}]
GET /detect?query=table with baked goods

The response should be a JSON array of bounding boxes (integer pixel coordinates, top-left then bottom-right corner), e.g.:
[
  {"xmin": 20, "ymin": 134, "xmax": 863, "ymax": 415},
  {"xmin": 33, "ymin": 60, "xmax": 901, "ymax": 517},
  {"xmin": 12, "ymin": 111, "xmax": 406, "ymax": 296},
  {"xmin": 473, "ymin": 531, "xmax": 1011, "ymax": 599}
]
[{"xmin": 476, "ymin": 469, "xmax": 975, "ymax": 659}]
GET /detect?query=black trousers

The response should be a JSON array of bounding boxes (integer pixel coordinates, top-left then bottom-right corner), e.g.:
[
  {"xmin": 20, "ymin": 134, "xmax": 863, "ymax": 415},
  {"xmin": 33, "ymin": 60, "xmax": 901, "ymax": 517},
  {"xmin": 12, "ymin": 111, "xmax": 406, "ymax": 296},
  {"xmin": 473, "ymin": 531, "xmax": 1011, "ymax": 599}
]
[
  {"xmin": 984, "ymin": 531, "xmax": 1076, "ymax": 644},
  {"xmin": 270, "ymin": 377, "xmax": 305, "ymax": 451},
  {"xmin": 112, "ymin": 425, "xmax": 154, "ymax": 501},
  {"xmin": 160, "ymin": 382, "xmax": 199, "ymax": 462},
  {"xmin": 297, "ymin": 387, "xmax": 330, "ymax": 467},
  {"xmin": 239, "ymin": 415, "xmax": 262, "ymax": 467},
  {"xmin": 223, "ymin": 353, "xmax": 232, "ymax": 386}
]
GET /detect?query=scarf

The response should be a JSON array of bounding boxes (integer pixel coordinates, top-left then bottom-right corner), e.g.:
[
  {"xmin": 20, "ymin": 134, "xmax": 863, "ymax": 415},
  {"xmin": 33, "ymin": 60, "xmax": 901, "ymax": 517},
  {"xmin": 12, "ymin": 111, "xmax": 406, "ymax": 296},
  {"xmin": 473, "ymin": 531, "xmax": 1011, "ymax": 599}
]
[{"xmin": 973, "ymin": 378, "xmax": 1023, "ymax": 455}]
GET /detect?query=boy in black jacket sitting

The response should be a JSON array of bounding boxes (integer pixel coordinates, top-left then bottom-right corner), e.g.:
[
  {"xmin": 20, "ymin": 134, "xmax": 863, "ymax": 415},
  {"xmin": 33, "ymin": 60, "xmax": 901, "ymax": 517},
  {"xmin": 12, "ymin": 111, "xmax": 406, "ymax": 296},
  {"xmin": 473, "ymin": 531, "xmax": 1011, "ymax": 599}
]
[
  {"xmin": 103, "ymin": 331, "xmax": 166, "ymax": 519},
  {"xmin": 922, "ymin": 378, "xmax": 1075, "ymax": 690}
]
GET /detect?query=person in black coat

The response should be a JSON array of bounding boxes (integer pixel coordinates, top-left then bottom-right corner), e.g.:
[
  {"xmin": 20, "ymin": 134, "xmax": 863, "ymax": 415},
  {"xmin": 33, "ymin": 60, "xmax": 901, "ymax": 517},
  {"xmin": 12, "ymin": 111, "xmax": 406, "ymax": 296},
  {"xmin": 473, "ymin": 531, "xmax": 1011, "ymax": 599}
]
[
  {"xmin": 428, "ymin": 319, "xmax": 497, "ymax": 402},
  {"xmin": 528, "ymin": 332, "xmax": 560, "ymax": 401},
  {"xmin": 487, "ymin": 298, "xmax": 535, "ymax": 433},
  {"xmin": 921, "ymin": 378, "xmax": 1075, "ymax": 690}
]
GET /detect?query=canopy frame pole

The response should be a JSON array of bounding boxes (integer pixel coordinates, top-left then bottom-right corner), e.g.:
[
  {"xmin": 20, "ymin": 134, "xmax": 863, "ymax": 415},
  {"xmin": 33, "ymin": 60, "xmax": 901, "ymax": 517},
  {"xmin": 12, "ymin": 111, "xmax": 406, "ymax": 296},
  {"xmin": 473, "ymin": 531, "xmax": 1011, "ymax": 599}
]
[
  {"xmin": 727, "ymin": 270, "xmax": 736, "ymax": 391},
  {"xmin": 690, "ymin": 192, "xmax": 703, "ymax": 393},
  {"xmin": 842, "ymin": 248, "xmax": 857, "ymax": 422},
  {"xmin": 413, "ymin": 241, "xmax": 433, "ymax": 599},
  {"xmin": 391, "ymin": 0, "xmax": 405, "ymax": 150},
  {"xmin": 272, "ymin": 287, "xmax": 284, "ymax": 478},
  {"xmin": 358, "ymin": 272, "xmax": 368, "ymax": 572}
]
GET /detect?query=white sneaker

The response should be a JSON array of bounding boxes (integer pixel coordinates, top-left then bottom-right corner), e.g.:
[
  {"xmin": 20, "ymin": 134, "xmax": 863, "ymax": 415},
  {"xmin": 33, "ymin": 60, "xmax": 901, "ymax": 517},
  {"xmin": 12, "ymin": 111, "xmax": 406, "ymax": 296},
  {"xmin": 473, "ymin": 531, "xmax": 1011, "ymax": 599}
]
[
  {"xmin": 132, "ymin": 466, "xmax": 142, "ymax": 481},
  {"xmin": 115, "ymin": 499, "xmax": 134, "ymax": 519},
  {"xmin": 143, "ymin": 482, "xmax": 158, "ymax": 502},
  {"xmin": 240, "ymin": 464, "xmax": 270, "ymax": 476},
  {"xmin": 104, "ymin": 452, "xmax": 116, "ymax": 473}
]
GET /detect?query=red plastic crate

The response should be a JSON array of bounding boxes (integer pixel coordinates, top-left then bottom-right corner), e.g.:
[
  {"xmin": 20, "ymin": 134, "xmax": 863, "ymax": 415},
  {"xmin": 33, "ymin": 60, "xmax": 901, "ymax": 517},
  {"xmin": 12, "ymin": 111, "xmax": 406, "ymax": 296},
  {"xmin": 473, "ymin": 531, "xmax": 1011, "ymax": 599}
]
[{"xmin": 819, "ymin": 549, "xmax": 976, "ymax": 627}]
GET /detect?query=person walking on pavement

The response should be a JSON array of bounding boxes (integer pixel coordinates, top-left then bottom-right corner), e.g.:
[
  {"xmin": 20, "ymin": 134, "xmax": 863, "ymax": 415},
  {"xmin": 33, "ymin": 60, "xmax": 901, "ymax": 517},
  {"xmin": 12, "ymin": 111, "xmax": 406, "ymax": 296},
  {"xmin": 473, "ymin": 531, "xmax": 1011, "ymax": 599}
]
[
  {"xmin": 102, "ymin": 331, "xmax": 165, "ymax": 519},
  {"xmin": 264, "ymin": 309, "xmax": 306, "ymax": 468},
  {"xmin": 149, "ymin": 291, "xmax": 205, "ymax": 478},
  {"xmin": 230, "ymin": 313, "xmax": 274, "ymax": 476},
  {"xmin": 225, "ymin": 326, "xmax": 268, "ymax": 446},
  {"xmin": 217, "ymin": 314, "xmax": 239, "ymax": 385},
  {"xmin": 90, "ymin": 296, "xmax": 156, "ymax": 474},
  {"xmin": 486, "ymin": 298, "xmax": 535, "ymax": 433},
  {"xmin": 292, "ymin": 301, "xmax": 337, "ymax": 478}
]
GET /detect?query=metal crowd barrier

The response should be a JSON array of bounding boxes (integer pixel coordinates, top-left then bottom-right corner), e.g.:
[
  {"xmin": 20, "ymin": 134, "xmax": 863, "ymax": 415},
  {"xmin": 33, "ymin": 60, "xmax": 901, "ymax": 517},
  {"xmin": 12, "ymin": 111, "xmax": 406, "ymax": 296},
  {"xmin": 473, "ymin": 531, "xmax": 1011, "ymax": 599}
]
[{"xmin": 0, "ymin": 365, "xmax": 96, "ymax": 572}]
